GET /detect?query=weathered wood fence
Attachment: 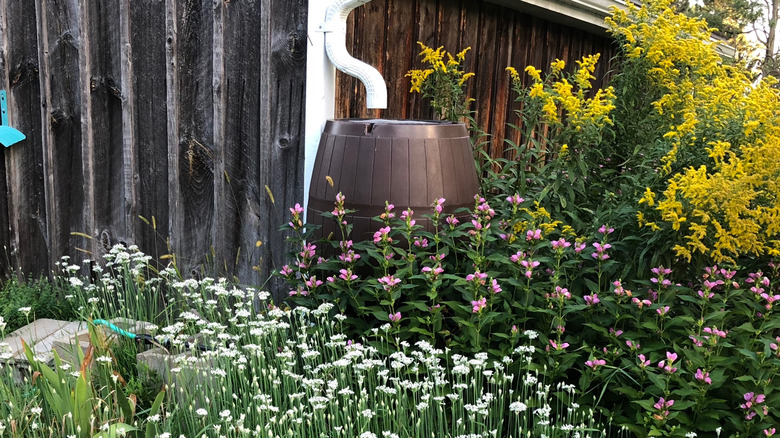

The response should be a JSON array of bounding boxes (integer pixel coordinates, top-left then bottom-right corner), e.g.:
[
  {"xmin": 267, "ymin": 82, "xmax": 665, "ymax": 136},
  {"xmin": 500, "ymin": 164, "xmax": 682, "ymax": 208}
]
[
  {"xmin": 0, "ymin": 0, "xmax": 308, "ymax": 289},
  {"xmin": 336, "ymin": 0, "xmax": 616, "ymax": 159}
]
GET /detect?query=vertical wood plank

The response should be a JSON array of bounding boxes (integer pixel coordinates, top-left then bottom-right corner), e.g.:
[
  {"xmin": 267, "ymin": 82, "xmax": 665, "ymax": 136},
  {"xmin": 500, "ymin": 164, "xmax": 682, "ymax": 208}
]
[
  {"xmin": 0, "ymin": 144, "xmax": 8, "ymax": 275},
  {"xmin": 84, "ymin": 0, "xmax": 129, "ymax": 257},
  {"xmin": 117, "ymin": 0, "xmax": 138, "ymax": 255},
  {"xmin": 437, "ymin": 0, "xmax": 462, "ymax": 56},
  {"xmin": 36, "ymin": 0, "xmax": 88, "ymax": 268},
  {"xmin": 3, "ymin": 0, "xmax": 49, "ymax": 276},
  {"xmin": 0, "ymin": 2, "xmax": 10, "ymax": 274},
  {"xmin": 169, "ymin": 0, "xmax": 215, "ymax": 277},
  {"xmin": 460, "ymin": 0, "xmax": 480, "ymax": 121},
  {"xmin": 413, "ymin": 0, "xmax": 437, "ymax": 120},
  {"xmin": 263, "ymin": 0, "xmax": 307, "ymax": 289},
  {"xmin": 128, "ymin": 0, "xmax": 169, "ymax": 263},
  {"xmin": 488, "ymin": 9, "xmax": 514, "ymax": 157},
  {"xmin": 474, "ymin": 2, "xmax": 498, "ymax": 158},
  {"xmin": 385, "ymin": 0, "xmax": 415, "ymax": 119}
]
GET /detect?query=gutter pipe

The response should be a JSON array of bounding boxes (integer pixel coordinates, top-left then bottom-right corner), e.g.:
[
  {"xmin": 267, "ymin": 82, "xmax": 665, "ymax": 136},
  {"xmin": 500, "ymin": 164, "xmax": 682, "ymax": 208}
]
[{"xmin": 319, "ymin": 0, "xmax": 388, "ymax": 109}]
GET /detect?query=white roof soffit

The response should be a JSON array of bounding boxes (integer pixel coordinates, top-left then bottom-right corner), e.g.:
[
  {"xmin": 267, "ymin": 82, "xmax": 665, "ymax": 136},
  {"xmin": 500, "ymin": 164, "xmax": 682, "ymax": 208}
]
[
  {"xmin": 485, "ymin": 0, "xmax": 626, "ymax": 34},
  {"xmin": 485, "ymin": 0, "xmax": 736, "ymax": 57}
]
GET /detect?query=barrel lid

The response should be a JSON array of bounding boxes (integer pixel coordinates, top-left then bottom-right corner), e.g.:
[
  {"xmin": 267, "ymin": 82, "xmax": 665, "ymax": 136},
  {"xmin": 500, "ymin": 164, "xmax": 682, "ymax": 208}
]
[{"xmin": 324, "ymin": 119, "xmax": 468, "ymax": 139}]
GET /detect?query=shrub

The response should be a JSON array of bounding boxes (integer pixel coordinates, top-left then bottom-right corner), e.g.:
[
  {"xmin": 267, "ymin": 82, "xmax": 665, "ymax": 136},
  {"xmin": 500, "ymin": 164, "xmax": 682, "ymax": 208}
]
[
  {"xmin": 606, "ymin": 0, "xmax": 780, "ymax": 265},
  {"xmin": 0, "ymin": 276, "xmax": 77, "ymax": 333}
]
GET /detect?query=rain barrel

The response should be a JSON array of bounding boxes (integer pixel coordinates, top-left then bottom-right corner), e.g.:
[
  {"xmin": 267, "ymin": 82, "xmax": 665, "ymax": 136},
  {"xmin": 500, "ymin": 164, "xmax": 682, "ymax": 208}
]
[{"xmin": 307, "ymin": 119, "xmax": 480, "ymax": 243}]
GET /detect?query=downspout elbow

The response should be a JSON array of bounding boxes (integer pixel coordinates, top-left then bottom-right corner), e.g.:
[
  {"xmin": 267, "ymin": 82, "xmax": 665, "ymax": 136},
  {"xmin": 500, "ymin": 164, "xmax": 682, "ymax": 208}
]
[{"xmin": 321, "ymin": 0, "xmax": 388, "ymax": 109}]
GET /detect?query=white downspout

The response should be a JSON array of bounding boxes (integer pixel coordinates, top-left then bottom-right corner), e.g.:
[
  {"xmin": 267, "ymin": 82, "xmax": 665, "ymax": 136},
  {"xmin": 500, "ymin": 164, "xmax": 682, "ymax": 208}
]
[
  {"xmin": 303, "ymin": 0, "xmax": 386, "ymax": 218},
  {"xmin": 321, "ymin": 0, "xmax": 388, "ymax": 109}
]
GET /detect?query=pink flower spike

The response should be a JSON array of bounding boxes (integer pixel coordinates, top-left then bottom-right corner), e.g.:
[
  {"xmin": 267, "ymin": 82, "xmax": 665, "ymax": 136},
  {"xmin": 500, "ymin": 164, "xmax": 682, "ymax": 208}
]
[
  {"xmin": 695, "ymin": 368, "xmax": 712, "ymax": 385},
  {"xmin": 666, "ymin": 351, "xmax": 678, "ymax": 362},
  {"xmin": 585, "ymin": 359, "xmax": 607, "ymax": 369},
  {"xmin": 389, "ymin": 312, "xmax": 402, "ymax": 323},
  {"xmin": 506, "ymin": 194, "xmax": 524, "ymax": 205},
  {"xmin": 471, "ymin": 296, "xmax": 487, "ymax": 313},
  {"xmin": 290, "ymin": 203, "xmax": 304, "ymax": 215},
  {"xmin": 764, "ymin": 428, "xmax": 776, "ymax": 437},
  {"xmin": 491, "ymin": 278, "xmax": 502, "ymax": 294}
]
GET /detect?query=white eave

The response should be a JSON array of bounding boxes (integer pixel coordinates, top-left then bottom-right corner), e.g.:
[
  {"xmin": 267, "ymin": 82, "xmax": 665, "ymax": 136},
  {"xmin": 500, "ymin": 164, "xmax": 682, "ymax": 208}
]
[
  {"xmin": 485, "ymin": 0, "xmax": 735, "ymax": 57},
  {"xmin": 485, "ymin": 0, "xmax": 626, "ymax": 34}
]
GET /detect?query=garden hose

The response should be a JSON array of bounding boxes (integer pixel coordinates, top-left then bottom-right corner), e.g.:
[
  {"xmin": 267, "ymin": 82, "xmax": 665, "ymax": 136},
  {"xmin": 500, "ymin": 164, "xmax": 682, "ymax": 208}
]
[{"xmin": 91, "ymin": 319, "xmax": 211, "ymax": 353}]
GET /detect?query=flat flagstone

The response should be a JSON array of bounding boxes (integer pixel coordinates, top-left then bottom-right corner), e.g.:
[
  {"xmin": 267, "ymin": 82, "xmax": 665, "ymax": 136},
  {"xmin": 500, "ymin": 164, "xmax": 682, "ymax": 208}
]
[{"xmin": 0, "ymin": 318, "xmax": 152, "ymax": 382}]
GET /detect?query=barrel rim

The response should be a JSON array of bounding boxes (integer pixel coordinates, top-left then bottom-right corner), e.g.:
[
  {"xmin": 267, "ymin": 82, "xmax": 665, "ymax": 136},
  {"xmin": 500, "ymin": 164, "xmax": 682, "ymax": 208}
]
[{"xmin": 324, "ymin": 118, "xmax": 469, "ymax": 139}]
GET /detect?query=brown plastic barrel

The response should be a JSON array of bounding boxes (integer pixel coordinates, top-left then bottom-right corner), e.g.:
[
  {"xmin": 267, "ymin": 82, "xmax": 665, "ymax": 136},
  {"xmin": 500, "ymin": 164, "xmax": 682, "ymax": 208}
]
[{"xmin": 307, "ymin": 119, "xmax": 480, "ymax": 243}]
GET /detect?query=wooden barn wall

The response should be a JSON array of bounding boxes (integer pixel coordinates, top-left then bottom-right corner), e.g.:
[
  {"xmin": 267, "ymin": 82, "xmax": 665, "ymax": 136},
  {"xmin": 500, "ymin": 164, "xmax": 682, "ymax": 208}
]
[
  {"xmin": 0, "ymin": 0, "xmax": 307, "ymax": 295},
  {"xmin": 336, "ymin": 0, "xmax": 616, "ymax": 159}
]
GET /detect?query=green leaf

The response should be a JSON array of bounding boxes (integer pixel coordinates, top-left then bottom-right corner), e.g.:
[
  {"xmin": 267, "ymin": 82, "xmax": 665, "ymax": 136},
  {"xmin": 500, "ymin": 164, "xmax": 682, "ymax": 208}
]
[
  {"xmin": 74, "ymin": 374, "xmax": 92, "ymax": 438},
  {"xmin": 144, "ymin": 389, "xmax": 166, "ymax": 438},
  {"xmin": 93, "ymin": 423, "xmax": 138, "ymax": 438},
  {"xmin": 115, "ymin": 376, "xmax": 135, "ymax": 422}
]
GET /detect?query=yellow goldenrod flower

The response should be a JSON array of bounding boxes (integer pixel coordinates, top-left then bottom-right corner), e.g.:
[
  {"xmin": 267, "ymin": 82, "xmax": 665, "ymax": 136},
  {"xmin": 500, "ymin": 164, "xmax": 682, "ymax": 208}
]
[{"xmin": 524, "ymin": 66, "xmax": 542, "ymax": 82}]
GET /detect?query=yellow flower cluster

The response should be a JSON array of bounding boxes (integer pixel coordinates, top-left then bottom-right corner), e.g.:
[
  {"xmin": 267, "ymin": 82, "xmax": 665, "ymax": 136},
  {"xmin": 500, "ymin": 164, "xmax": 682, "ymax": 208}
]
[
  {"xmin": 406, "ymin": 42, "xmax": 475, "ymax": 121},
  {"xmin": 507, "ymin": 55, "xmax": 616, "ymax": 133},
  {"xmin": 613, "ymin": 0, "xmax": 780, "ymax": 263}
]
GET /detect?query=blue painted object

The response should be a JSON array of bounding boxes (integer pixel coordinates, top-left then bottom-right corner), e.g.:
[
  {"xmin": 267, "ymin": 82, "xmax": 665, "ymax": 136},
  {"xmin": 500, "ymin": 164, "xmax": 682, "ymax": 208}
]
[{"xmin": 0, "ymin": 90, "xmax": 26, "ymax": 147}]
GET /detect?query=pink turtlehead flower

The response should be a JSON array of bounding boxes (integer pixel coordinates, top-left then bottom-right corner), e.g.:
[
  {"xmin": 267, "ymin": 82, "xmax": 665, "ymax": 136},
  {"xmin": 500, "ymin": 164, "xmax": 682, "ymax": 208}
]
[
  {"xmin": 551, "ymin": 238, "xmax": 571, "ymax": 250},
  {"xmin": 305, "ymin": 276, "xmax": 323, "ymax": 289},
  {"xmin": 510, "ymin": 251, "xmax": 526, "ymax": 263},
  {"xmin": 591, "ymin": 242, "xmax": 611, "ymax": 260},
  {"xmin": 471, "ymin": 297, "xmax": 487, "ymax": 313},
  {"xmin": 466, "ymin": 271, "xmax": 488, "ymax": 285},
  {"xmin": 526, "ymin": 229, "xmax": 542, "ymax": 241},
  {"xmin": 548, "ymin": 340, "xmax": 569, "ymax": 351},
  {"xmin": 632, "ymin": 297, "xmax": 652, "ymax": 309},
  {"xmin": 491, "ymin": 278, "xmax": 502, "ymax": 294},
  {"xmin": 651, "ymin": 266, "xmax": 672, "ymax": 276},
  {"xmin": 698, "ymin": 289, "xmax": 714, "ymax": 299},
  {"xmin": 520, "ymin": 259, "xmax": 540, "ymax": 278},
  {"xmin": 373, "ymin": 226, "xmax": 392, "ymax": 244},
  {"xmin": 506, "ymin": 194, "xmax": 524, "ymax": 205},
  {"xmin": 695, "ymin": 368, "xmax": 712, "ymax": 385},
  {"xmin": 653, "ymin": 397, "xmax": 674, "ymax": 419},
  {"xmin": 584, "ymin": 293, "xmax": 600, "ymax": 306},
  {"xmin": 657, "ymin": 351, "xmax": 678, "ymax": 373},
  {"xmin": 389, "ymin": 312, "xmax": 402, "ymax": 323},
  {"xmin": 637, "ymin": 354, "xmax": 651, "ymax": 367},
  {"xmin": 585, "ymin": 359, "xmax": 606, "ymax": 369},
  {"xmin": 433, "ymin": 198, "xmax": 445, "ymax": 214},
  {"xmin": 339, "ymin": 269, "xmax": 357, "ymax": 282},
  {"xmin": 598, "ymin": 224, "xmax": 614, "ymax": 235},
  {"xmin": 378, "ymin": 275, "xmax": 401, "ymax": 291}
]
